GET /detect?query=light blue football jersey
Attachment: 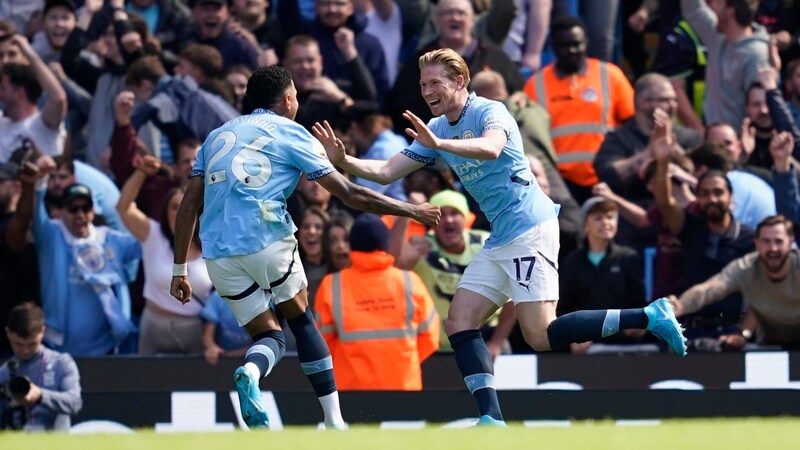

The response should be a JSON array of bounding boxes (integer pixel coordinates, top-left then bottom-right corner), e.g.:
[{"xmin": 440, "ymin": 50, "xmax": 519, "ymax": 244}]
[
  {"xmin": 192, "ymin": 109, "xmax": 335, "ymax": 259},
  {"xmin": 403, "ymin": 92, "xmax": 558, "ymax": 248}
]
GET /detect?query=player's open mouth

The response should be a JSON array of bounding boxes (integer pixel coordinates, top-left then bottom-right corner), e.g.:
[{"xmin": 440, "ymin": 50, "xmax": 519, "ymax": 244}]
[{"xmin": 428, "ymin": 99, "xmax": 441, "ymax": 107}]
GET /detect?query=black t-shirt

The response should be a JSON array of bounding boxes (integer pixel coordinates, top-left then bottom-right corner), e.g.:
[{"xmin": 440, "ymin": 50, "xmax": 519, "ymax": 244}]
[{"xmin": 678, "ymin": 211, "xmax": 755, "ymax": 331}]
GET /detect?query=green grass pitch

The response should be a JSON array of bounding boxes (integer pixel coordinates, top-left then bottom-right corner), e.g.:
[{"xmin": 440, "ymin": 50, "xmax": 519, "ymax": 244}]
[{"xmin": 3, "ymin": 418, "xmax": 800, "ymax": 450}]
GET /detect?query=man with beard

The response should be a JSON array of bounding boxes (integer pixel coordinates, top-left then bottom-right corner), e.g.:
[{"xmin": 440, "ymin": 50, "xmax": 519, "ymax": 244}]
[
  {"xmin": 654, "ymin": 135, "xmax": 755, "ymax": 350},
  {"xmin": 672, "ymin": 215, "xmax": 800, "ymax": 350}
]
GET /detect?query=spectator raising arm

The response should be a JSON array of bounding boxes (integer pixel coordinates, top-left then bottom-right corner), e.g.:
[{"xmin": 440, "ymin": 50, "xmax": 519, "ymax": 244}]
[
  {"xmin": 115, "ymin": 154, "xmax": 161, "ymax": 242},
  {"xmin": 11, "ymin": 34, "xmax": 66, "ymax": 129},
  {"xmin": 770, "ymin": 131, "xmax": 800, "ymax": 225}
]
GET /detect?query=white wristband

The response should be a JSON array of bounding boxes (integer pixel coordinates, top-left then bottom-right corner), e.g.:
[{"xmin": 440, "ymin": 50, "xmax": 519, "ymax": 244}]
[{"xmin": 172, "ymin": 263, "xmax": 188, "ymax": 277}]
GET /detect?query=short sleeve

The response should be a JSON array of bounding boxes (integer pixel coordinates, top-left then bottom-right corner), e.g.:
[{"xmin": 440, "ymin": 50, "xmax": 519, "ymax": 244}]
[
  {"xmin": 284, "ymin": 127, "xmax": 336, "ymax": 181},
  {"xmin": 479, "ymin": 102, "xmax": 512, "ymax": 137},
  {"xmin": 401, "ymin": 118, "xmax": 439, "ymax": 164},
  {"xmin": 191, "ymin": 131, "xmax": 212, "ymax": 178}
]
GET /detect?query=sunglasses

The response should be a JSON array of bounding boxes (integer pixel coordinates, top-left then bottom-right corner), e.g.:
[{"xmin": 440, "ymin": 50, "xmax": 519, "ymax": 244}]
[{"xmin": 66, "ymin": 203, "xmax": 92, "ymax": 214}]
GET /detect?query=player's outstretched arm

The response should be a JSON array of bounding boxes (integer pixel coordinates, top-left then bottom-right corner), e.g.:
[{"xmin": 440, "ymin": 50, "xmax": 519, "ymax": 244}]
[
  {"xmin": 171, "ymin": 176, "xmax": 204, "ymax": 304},
  {"xmin": 403, "ymin": 110, "xmax": 506, "ymax": 160},
  {"xmin": 315, "ymin": 171, "xmax": 441, "ymax": 226},
  {"xmin": 313, "ymin": 120, "xmax": 425, "ymax": 184}
]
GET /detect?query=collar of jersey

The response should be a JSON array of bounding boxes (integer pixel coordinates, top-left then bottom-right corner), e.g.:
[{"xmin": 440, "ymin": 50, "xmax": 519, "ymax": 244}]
[
  {"xmin": 449, "ymin": 91, "xmax": 476, "ymax": 126},
  {"xmin": 252, "ymin": 108, "xmax": 277, "ymax": 116}
]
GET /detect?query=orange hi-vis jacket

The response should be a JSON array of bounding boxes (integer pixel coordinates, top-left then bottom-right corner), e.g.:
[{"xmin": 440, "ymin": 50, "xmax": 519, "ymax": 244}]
[
  {"xmin": 314, "ymin": 251, "xmax": 440, "ymax": 391},
  {"xmin": 524, "ymin": 58, "xmax": 634, "ymax": 187}
]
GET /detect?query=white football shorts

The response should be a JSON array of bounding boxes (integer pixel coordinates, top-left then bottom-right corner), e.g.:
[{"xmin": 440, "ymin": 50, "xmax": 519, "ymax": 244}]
[
  {"xmin": 458, "ymin": 218, "xmax": 560, "ymax": 307},
  {"xmin": 205, "ymin": 234, "xmax": 308, "ymax": 326}
]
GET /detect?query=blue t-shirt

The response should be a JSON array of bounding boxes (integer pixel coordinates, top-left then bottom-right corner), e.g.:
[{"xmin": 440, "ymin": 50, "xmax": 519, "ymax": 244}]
[
  {"xmin": 403, "ymin": 93, "xmax": 557, "ymax": 248},
  {"xmin": 192, "ymin": 109, "xmax": 335, "ymax": 259},
  {"xmin": 200, "ymin": 292, "xmax": 251, "ymax": 351},
  {"xmin": 728, "ymin": 170, "xmax": 776, "ymax": 229}
]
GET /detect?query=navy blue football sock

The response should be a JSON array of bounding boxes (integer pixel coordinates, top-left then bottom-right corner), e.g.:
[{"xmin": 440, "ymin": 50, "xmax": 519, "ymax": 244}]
[
  {"xmin": 288, "ymin": 309, "xmax": 336, "ymax": 397},
  {"xmin": 245, "ymin": 330, "xmax": 286, "ymax": 378},
  {"xmin": 449, "ymin": 329, "xmax": 504, "ymax": 421},
  {"xmin": 546, "ymin": 308, "xmax": 648, "ymax": 350}
]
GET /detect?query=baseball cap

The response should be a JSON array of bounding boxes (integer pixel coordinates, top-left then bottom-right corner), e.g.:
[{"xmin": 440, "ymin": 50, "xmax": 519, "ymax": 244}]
[
  {"xmin": 43, "ymin": 0, "xmax": 77, "ymax": 16},
  {"xmin": 579, "ymin": 196, "xmax": 617, "ymax": 225},
  {"xmin": 429, "ymin": 190, "xmax": 469, "ymax": 217},
  {"xmin": 61, "ymin": 183, "xmax": 93, "ymax": 207}
]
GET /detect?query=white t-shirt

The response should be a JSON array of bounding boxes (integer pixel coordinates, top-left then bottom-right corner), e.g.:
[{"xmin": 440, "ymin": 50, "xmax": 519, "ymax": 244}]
[
  {"xmin": 365, "ymin": 1, "xmax": 403, "ymax": 86},
  {"xmin": 142, "ymin": 219, "xmax": 212, "ymax": 316},
  {"xmin": 0, "ymin": 111, "xmax": 65, "ymax": 162}
]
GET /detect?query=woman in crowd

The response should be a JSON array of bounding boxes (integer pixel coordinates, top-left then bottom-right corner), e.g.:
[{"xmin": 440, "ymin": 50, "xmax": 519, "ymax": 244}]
[{"xmin": 116, "ymin": 154, "xmax": 212, "ymax": 355}]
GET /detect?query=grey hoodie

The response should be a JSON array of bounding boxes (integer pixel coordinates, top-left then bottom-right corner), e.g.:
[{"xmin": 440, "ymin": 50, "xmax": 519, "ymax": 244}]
[{"xmin": 681, "ymin": 0, "xmax": 770, "ymax": 127}]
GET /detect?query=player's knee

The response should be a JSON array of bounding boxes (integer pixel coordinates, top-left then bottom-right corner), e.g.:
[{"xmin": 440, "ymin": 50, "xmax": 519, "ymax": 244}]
[
  {"xmin": 444, "ymin": 316, "xmax": 467, "ymax": 337},
  {"xmin": 523, "ymin": 326, "xmax": 552, "ymax": 352}
]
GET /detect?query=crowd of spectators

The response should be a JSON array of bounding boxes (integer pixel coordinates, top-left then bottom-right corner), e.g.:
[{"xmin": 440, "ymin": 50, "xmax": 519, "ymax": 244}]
[{"xmin": 1, "ymin": 0, "xmax": 800, "ymax": 393}]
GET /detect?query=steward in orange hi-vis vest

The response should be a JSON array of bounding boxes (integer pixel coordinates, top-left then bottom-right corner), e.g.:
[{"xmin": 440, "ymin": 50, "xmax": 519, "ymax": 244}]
[
  {"xmin": 313, "ymin": 214, "xmax": 439, "ymax": 391},
  {"xmin": 524, "ymin": 58, "xmax": 634, "ymax": 187}
]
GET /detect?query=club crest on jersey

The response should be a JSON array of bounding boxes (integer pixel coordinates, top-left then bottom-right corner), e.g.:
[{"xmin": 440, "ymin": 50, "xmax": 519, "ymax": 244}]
[
  {"xmin": 462, "ymin": 129, "xmax": 475, "ymax": 139},
  {"xmin": 582, "ymin": 88, "xmax": 598, "ymax": 102}
]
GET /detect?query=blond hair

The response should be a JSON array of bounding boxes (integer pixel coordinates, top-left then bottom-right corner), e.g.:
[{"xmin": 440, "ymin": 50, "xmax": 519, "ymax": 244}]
[{"xmin": 418, "ymin": 48, "xmax": 470, "ymax": 87}]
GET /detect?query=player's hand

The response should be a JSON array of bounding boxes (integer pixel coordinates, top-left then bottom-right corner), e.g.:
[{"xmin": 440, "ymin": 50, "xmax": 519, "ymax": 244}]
[
  {"xmin": 204, "ymin": 345, "xmax": 224, "ymax": 365},
  {"xmin": 312, "ymin": 120, "xmax": 346, "ymax": 166},
  {"xmin": 170, "ymin": 276, "xmax": 192, "ymax": 304},
  {"xmin": 403, "ymin": 110, "xmax": 441, "ymax": 149},
  {"xmin": 415, "ymin": 202, "xmax": 441, "ymax": 226}
]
